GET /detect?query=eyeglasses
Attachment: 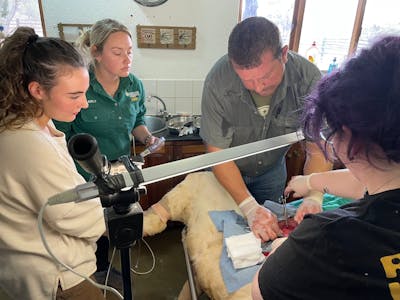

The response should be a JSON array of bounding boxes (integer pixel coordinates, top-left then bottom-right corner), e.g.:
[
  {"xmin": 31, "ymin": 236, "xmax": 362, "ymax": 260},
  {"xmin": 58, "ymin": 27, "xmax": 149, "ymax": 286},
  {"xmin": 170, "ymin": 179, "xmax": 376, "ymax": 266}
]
[
  {"xmin": 319, "ymin": 127, "xmax": 334, "ymax": 144},
  {"xmin": 319, "ymin": 126, "xmax": 337, "ymax": 160}
]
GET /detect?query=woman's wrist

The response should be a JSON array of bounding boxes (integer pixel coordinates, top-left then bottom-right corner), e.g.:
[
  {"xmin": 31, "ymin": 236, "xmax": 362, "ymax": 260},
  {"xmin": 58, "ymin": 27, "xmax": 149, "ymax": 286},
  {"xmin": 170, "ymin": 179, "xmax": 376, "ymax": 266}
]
[
  {"xmin": 303, "ymin": 190, "xmax": 324, "ymax": 205},
  {"xmin": 306, "ymin": 173, "xmax": 314, "ymax": 191},
  {"xmin": 306, "ymin": 173, "xmax": 330, "ymax": 194},
  {"xmin": 144, "ymin": 134, "xmax": 153, "ymax": 146}
]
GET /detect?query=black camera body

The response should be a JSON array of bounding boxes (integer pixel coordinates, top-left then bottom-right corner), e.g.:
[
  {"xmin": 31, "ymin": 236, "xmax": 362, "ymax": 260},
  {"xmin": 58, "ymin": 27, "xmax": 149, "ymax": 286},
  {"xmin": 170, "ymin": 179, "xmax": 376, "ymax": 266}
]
[
  {"xmin": 105, "ymin": 154, "xmax": 144, "ymax": 248},
  {"xmin": 67, "ymin": 134, "xmax": 144, "ymax": 248}
]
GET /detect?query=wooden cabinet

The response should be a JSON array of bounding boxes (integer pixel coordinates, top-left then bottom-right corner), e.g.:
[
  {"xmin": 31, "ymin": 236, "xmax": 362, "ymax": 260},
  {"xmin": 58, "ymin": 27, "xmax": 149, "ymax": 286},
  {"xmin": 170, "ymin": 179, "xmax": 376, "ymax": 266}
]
[
  {"xmin": 134, "ymin": 140, "xmax": 206, "ymax": 210},
  {"xmin": 285, "ymin": 141, "xmax": 306, "ymax": 202},
  {"xmin": 285, "ymin": 141, "xmax": 306, "ymax": 183}
]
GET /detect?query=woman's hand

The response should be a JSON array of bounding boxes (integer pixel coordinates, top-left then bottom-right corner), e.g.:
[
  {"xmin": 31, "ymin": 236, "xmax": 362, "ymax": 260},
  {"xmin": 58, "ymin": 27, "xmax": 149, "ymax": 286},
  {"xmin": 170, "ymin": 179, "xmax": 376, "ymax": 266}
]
[
  {"xmin": 284, "ymin": 174, "xmax": 312, "ymax": 198},
  {"xmin": 294, "ymin": 193, "xmax": 323, "ymax": 223},
  {"xmin": 285, "ymin": 174, "xmax": 323, "ymax": 223}
]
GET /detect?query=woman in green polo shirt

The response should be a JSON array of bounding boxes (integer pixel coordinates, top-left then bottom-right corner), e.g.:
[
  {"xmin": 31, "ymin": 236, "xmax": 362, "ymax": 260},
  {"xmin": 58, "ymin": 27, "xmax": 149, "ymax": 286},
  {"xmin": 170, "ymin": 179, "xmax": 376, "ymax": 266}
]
[
  {"xmin": 55, "ymin": 19, "xmax": 160, "ymax": 179},
  {"xmin": 54, "ymin": 18, "xmax": 162, "ymax": 291}
]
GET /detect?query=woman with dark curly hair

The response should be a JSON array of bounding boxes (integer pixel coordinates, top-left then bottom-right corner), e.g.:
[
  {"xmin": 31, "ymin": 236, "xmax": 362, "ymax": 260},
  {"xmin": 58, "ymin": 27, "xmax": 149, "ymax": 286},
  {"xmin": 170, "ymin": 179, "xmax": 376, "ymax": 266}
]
[
  {"xmin": 0, "ymin": 27, "xmax": 106, "ymax": 299},
  {"xmin": 252, "ymin": 35, "xmax": 400, "ymax": 300}
]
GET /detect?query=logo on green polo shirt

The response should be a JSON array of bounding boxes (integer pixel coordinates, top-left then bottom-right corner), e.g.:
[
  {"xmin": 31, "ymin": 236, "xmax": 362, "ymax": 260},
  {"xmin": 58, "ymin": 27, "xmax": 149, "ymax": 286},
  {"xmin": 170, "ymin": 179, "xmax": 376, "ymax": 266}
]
[{"xmin": 126, "ymin": 91, "xmax": 140, "ymax": 102}]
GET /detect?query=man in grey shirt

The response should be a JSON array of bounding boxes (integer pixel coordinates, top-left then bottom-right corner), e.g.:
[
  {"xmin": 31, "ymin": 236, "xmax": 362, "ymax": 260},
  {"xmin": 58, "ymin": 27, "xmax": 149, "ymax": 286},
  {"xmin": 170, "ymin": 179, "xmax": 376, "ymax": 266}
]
[{"xmin": 200, "ymin": 17, "xmax": 332, "ymax": 242}]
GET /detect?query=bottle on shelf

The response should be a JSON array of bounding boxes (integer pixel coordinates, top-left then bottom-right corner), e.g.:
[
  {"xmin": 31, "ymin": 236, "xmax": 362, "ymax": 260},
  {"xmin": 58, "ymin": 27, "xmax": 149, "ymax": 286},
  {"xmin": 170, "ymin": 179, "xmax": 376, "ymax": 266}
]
[
  {"xmin": 327, "ymin": 57, "xmax": 338, "ymax": 73},
  {"xmin": 0, "ymin": 25, "xmax": 5, "ymax": 41},
  {"xmin": 305, "ymin": 41, "xmax": 319, "ymax": 65}
]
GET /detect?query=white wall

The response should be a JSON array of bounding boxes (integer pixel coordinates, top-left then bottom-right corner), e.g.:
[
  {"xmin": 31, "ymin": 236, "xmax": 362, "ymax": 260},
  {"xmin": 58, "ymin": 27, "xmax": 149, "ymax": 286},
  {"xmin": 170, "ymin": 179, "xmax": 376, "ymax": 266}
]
[{"xmin": 42, "ymin": 0, "xmax": 240, "ymax": 115}]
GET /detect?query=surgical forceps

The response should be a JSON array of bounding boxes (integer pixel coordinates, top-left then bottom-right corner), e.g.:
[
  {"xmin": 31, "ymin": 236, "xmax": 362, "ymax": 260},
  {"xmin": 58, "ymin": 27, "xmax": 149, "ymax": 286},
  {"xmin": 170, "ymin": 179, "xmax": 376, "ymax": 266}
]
[{"xmin": 279, "ymin": 194, "xmax": 290, "ymax": 226}]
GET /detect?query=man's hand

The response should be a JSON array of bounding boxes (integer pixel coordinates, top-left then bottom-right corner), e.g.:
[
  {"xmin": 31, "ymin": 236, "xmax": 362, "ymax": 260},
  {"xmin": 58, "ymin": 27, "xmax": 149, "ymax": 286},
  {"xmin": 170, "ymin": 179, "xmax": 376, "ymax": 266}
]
[
  {"xmin": 239, "ymin": 196, "xmax": 282, "ymax": 242},
  {"xmin": 294, "ymin": 190, "xmax": 323, "ymax": 223}
]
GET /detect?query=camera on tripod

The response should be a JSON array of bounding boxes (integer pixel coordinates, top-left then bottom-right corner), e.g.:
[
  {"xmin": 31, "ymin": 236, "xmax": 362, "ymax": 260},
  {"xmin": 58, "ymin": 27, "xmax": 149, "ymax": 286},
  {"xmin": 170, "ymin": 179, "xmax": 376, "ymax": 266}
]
[{"xmin": 67, "ymin": 133, "xmax": 144, "ymax": 249}]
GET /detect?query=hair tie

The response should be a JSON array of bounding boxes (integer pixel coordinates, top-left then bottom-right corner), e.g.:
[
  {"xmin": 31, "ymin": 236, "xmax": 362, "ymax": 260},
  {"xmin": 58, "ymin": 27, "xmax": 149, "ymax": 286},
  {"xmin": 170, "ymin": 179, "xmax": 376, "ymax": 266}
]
[
  {"xmin": 26, "ymin": 34, "xmax": 39, "ymax": 46},
  {"xmin": 23, "ymin": 34, "xmax": 39, "ymax": 59}
]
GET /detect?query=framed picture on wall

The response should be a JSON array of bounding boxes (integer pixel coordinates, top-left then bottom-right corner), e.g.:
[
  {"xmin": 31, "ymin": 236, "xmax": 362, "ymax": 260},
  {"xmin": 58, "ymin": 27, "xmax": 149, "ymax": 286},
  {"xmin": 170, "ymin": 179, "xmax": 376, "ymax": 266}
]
[
  {"xmin": 136, "ymin": 25, "xmax": 196, "ymax": 49},
  {"xmin": 57, "ymin": 23, "xmax": 92, "ymax": 44}
]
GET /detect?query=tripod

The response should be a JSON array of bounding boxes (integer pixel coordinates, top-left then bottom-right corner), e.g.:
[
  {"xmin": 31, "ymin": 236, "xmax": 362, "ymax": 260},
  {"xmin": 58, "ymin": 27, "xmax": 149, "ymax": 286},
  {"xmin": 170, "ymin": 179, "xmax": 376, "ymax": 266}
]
[{"xmin": 102, "ymin": 188, "xmax": 143, "ymax": 300}]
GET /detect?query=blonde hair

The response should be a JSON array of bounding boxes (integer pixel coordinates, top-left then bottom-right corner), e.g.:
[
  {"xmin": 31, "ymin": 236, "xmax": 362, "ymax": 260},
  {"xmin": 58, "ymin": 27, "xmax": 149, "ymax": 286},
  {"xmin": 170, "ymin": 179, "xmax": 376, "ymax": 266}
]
[{"xmin": 75, "ymin": 19, "xmax": 131, "ymax": 67}]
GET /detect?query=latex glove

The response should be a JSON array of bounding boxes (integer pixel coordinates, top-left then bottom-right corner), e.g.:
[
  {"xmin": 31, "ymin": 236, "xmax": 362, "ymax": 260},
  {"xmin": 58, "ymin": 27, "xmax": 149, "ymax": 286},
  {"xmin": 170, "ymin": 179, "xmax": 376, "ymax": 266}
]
[
  {"xmin": 294, "ymin": 190, "xmax": 323, "ymax": 224},
  {"xmin": 239, "ymin": 196, "xmax": 282, "ymax": 242},
  {"xmin": 284, "ymin": 174, "xmax": 314, "ymax": 198}
]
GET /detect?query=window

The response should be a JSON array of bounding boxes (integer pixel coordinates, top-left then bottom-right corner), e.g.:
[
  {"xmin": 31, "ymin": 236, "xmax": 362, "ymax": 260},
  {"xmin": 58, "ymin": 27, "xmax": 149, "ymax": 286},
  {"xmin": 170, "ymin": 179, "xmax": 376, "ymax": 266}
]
[
  {"xmin": 242, "ymin": 0, "xmax": 295, "ymax": 46},
  {"xmin": 358, "ymin": 0, "xmax": 400, "ymax": 49},
  {"xmin": 240, "ymin": 0, "xmax": 400, "ymax": 70},
  {"xmin": 0, "ymin": 0, "xmax": 45, "ymax": 37},
  {"xmin": 298, "ymin": 0, "xmax": 358, "ymax": 69}
]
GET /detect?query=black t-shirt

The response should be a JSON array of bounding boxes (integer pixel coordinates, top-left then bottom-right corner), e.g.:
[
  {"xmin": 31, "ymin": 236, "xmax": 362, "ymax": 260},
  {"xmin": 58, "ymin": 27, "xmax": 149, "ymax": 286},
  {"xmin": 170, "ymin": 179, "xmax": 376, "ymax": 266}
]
[{"xmin": 258, "ymin": 189, "xmax": 400, "ymax": 300}]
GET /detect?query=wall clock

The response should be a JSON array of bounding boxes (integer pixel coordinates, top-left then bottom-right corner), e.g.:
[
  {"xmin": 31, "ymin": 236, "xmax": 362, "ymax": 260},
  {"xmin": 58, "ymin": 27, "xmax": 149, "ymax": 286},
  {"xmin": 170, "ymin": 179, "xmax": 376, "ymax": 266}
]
[{"xmin": 134, "ymin": 0, "xmax": 168, "ymax": 7}]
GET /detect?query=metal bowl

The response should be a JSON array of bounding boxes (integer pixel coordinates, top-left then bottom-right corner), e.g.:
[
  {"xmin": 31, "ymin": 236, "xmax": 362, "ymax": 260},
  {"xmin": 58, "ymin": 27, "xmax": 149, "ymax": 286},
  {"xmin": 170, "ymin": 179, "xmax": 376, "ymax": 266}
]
[
  {"xmin": 193, "ymin": 116, "xmax": 200, "ymax": 129},
  {"xmin": 193, "ymin": 116, "xmax": 201, "ymax": 134},
  {"xmin": 167, "ymin": 115, "xmax": 194, "ymax": 135},
  {"xmin": 144, "ymin": 115, "xmax": 167, "ymax": 134}
]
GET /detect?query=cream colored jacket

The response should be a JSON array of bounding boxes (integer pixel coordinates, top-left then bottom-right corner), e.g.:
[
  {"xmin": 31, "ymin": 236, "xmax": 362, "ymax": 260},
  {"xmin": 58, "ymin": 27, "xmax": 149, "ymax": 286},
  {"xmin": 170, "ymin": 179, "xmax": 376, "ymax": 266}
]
[{"xmin": 0, "ymin": 120, "xmax": 105, "ymax": 300}]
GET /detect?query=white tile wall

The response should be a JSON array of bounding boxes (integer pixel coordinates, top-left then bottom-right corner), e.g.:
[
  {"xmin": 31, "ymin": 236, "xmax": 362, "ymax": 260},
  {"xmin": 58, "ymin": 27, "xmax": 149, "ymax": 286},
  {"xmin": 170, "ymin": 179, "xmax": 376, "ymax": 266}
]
[
  {"xmin": 142, "ymin": 79, "xmax": 157, "ymax": 96},
  {"xmin": 192, "ymin": 80, "xmax": 204, "ymax": 98},
  {"xmin": 157, "ymin": 80, "xmax": 175, "ymax": 98},
  {"xmin": 142, "ymin": 79, "xmax": 204, "ymax": 115},
  {"xmin": 175, "ymin": 80, "xmax": 193, "ymax": 98},
  {"xmin": 192, "ymin": 98, "xmax": 202, "ymax": 115},
  {"xmin": 144, "ymin": 98, "xmax": 158, "ymax": 115},
  {"xmin": 175, "ymin": 99, "xmax": 193, "ymax": 115},
  {"xmin": 162, "ymin": 97, "xmax": 176, "ymax": 115}
]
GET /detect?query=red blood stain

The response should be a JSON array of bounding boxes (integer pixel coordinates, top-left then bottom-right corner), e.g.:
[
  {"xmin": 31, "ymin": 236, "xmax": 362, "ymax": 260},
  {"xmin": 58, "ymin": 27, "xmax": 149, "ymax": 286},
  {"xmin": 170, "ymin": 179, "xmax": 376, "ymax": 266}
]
[{"xmin": 278, "ymin": 218, "xmax": 298, "ymax": 236}]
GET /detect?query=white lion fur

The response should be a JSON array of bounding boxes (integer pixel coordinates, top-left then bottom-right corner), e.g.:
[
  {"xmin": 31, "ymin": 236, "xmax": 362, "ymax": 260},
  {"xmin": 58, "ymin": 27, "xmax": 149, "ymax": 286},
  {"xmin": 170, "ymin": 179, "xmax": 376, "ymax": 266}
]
[{"xmin": 143, "ymin": 171, "xmax": 252, "ymax": 300}]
